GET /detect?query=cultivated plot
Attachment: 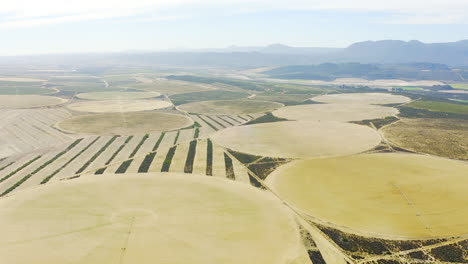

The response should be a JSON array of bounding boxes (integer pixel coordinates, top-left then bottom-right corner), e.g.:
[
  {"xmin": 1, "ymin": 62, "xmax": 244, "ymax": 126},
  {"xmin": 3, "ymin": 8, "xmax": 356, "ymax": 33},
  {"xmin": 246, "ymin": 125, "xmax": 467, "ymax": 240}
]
[
  {"xmin": 75, "ymin": 91, "xmax": 161, "ymax": 100},
  {"xmin": 267, "ymin": 153, "xmax": 468, "ymax": 239},
  {"xmin": 211, "ymin": 121, "xmax": 381, "ymax": 158},
  {"xmin": 0, "ymin": 95, "xmax": 67, "ymax": 109},
  {"xmin": 273, "ymin": 103, "xmax": 398, "ymax": 122},
  {"xmin": 383, "ymin": 118, "xmax": 468, "ymax": 160},
  {"xmin": 0, "ymin": 174, "xmax": 309, "ymax": 264},
  {"xmin": 178, "ymin": 100, "xmax": 283, "ymax": 115},
  {"xmin": 312, "ymin": 93, "xmax": 411, "ymax": 105},
  {"xmin": 66, "ymin": 100, "xmax": 172, "ymax": 113},
  {"xmin": 56, "ymin": 112, "xmax": 193, "ymax": 135}
]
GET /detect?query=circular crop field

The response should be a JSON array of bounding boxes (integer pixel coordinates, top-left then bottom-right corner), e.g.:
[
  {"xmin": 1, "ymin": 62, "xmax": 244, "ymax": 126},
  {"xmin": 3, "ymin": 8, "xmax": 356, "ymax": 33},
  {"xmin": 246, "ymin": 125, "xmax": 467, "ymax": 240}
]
[
  {"xmin": 382, "ymin": 118, "xmax": 468, "ymax": 160},
  {"xmin": 178, "ymin": 100, "xmax": 283, "ymax": 115},
  {"xmin": 267, "ymin": 153, "xmax": 468, "ymax": 239},
  {"xmin": 312, "ymin": 93, "xmax": 411, "ymax": 105},
  {"xmin": 76, "ymin": 91, "xmax": 161, "ymax": 100},
  {"xmin": 0, "ymin": 95, "xmax": 67, "ymax": 109},
  {"xmin": 66, "ymin": 99, "xmax": 172, "ymax": 113},
  {"xmin": 56, "ymin": 112, "xmax": 193, "ymax": 135},
  {"xmin": 211, "ymin": 121, "xmax": 381, "ymax": 158},
  {"xmin": 0, "ymin": 174, "xmax": 308, "ymax": 264},
  {"xmin": 273, "ymin": 104, "xmax": 398, "ymax": 122}
]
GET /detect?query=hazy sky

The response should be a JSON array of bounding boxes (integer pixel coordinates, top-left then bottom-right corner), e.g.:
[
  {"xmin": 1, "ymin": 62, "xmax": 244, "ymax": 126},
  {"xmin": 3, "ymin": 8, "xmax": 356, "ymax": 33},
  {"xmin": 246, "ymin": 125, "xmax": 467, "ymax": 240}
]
[{"xmin": 1, "ymin": 0, "xmax": 467, "ymax": 55}]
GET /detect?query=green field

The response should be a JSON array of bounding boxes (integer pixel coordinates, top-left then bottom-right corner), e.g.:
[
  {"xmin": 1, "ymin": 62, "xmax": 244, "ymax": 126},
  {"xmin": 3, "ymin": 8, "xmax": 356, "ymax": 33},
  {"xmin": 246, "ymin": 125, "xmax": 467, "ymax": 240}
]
[
  {"xmin": 451, "ymin": 84, "xmax": 468, "ymax": 90},
  {"xmin": 451, "ymin": 99, "xmax": 468, "ymax": 104},
  {"xmin": 406, "ymin": 100, "xmax": 468, "ymax": 115}
]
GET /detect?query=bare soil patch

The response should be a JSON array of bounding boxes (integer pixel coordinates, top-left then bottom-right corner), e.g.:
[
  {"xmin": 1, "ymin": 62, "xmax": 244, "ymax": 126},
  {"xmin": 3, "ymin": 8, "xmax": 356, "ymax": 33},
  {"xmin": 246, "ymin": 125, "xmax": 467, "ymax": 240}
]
[
  {"xmin": 211, "ymin": 121, "xmax": 381, "ymax": 158},
  {"xmin": 267, "ymin": 153, "xmax": 468, "ymax": 239},
  {"xmin": 56, "ymin": 112, "xmax": 193, "ymax": 135},
  {"xmin": 66, "ymin": 100, "xmax": 172, "ymax": 113},
  {"xmin": 0, "ymin": 174, "xmax": 308, "ymax": 264}
]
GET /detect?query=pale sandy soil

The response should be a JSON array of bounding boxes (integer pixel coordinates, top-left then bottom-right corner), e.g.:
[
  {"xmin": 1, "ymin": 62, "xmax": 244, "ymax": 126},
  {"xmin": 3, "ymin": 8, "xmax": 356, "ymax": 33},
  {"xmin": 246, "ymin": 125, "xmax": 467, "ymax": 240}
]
[
  {"xmin": 0, "ymin": 95, "xmax": 67, "ymax": 109},
  {"xmin": 56, "ymin": 112, "xmax": 193, "ymax": 135},
  {"xmin": 273, "ymin": 103, "xmax": 398, "ymax": 122},
  {"xmin": 266, "ymin": 153, "xmax": 468, "ymax": 239},
  {"xmin": 0, "ymin": 77, "xmax": 46, "ymax": 82},
  {"xmin": 210, "ymin": 121, "xmax": 381, "ymax": 159},
  {"xmin": 178, "ymin": 100, "xmax": 283, "ymax": 115},
  {"xmin": 312, "ymin": 93, "xmax": 411, "ymax": 105},
  {"xmin": 0, "ymin": 173, "xmax": 309, "ymax": 264},
  {"xmin": 75, "ymin": 91, "xmax": 160, "ymax": 100},
  {"xmin": 439, "ymin": 90, "xmax": 468, "ymax": 94},
  {"xmin": 66, "ymin": 100, "xmax": 172, "ymax": 113}
]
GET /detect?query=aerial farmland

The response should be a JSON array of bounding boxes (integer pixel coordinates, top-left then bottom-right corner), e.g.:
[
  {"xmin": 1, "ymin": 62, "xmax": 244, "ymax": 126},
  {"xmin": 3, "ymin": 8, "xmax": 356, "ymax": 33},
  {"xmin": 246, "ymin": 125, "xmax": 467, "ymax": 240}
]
[{"xmin": 0, "ymin": 64, "xmax": 467, "ymax": 264}]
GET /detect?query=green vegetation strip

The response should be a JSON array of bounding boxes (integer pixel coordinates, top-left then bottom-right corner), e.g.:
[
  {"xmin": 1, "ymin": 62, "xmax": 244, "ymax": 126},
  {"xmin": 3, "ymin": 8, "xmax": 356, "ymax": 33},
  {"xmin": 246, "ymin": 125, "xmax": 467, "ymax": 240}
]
[
  {"xmin": 184, "ymin": 140, "xmax": 197, "ymax": 173},
  {"xmin": 129, "ymin": 134, "xmax": 149, "ymax": 158},
  {"xmin": 224, "ymin": 153, "xmax": 235, "ymax": 180},
  {"xmin": 138, "ymin": 152, "xmax": 156, "ymax": 173},
  {"xmin": 115, "ymin": 159, "xmax": 133, "ymax": 174},
  {"xmin": 194, "ymin": 127, "xmax": 200, "ymax": 139},
  {"xmin": 95, "ymin": 168, "xmax": 106, "ymax": 175},
  {"xmin": 105, "ymin": 136, "xmax": 133, "ymax": 165},
  {"xmin": 1, "ymin": 139, "xmax": 83, "ymax": 195},
  {"xmin": 197, "ymin": 115, "xmax": 218, "ymax": 131},
  {"xmin": 173, "ymin": 130, "xmax": 180, "ymax": 145},
  {"xmin": 41, "ymin": 137, "xmax": 100, "ymax": 184},
  {"xmin": 76, "ymin": 136, "xmax": 118, "ymax": 174},
  {"xmin": 206, "ymin": 139, "xmax": 213, "ymax": 176},
  {"xmin": 407, "ymin": 100, "xmax": 468, "ymax": 115},
  {"xmin": 0, "ymin": 162, "xmax": 15, "ymax": 172},
  {"xmin": 206, "ymin": 115, "xmax": 227, "ymax": 128},
  {"xmin": 0, "ymin": 155, "xmax": 42, "ymax": 184},
  {"xmin": 152, "ymin": 132, "xmax": 165, "ymax": 151},
  {"xmin": 248, "ymin": 173, "xmax": 266, "ymax": 189},
  {"xmin": 161, "ymin": 146, "xmax": 177, "ymax": 172}
]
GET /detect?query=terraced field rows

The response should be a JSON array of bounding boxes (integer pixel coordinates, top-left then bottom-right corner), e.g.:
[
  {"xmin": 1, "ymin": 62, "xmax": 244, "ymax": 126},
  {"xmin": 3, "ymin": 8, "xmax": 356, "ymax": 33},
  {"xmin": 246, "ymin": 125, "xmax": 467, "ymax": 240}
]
[
  {"xmin": 189, "ymin": 114, "xmax": 261, "ymax": 136},
  {"xmin": 0, "ymin": 109, "xmax": 74, "ymax": 158},
  {"xmin": 102, "ymin": 139, "xmax": 253, "ymax": 187}
]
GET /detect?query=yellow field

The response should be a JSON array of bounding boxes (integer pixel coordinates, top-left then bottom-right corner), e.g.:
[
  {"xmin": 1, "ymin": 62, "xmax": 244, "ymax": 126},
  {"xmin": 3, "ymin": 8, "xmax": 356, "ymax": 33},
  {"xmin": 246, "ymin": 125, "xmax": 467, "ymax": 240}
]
[
  {"xmin": 66, "ymin": 100, "xmax": 172, "ymax": 113},
  {"xmin": 267, "ymin": 153, "xmax": 468, "ymax": 239},
  {"xmin": 178, "ymin": 100, "xmax": 283, "ymax": 115},
  {"xmin": 273, "ymin": 103, "xmax": 398, "ymax": 122},
  {"xmin": 0, "ymin": 95, "xmax": 67, "ymax": 109},
  {"xmin": 0, "ymin": 174, "xmax": 308, "ymax": 264},
  {"xmin": 382, "ymin": 118, "xmax": 468, "ymax": 160},
  {"xmin": 211, "ymin": 121, "xmax": 381, "ymax": 158},
  {"xmin": 56, "ymin": 112, "xmax": 193, "ymax": 135},
  {"xmin": 75, "ymin": 91, "xmax": 160, "ymax": 100},
  {"xmin": 312, "ymin": 93, "xmax": 410, "ymax": 105}
]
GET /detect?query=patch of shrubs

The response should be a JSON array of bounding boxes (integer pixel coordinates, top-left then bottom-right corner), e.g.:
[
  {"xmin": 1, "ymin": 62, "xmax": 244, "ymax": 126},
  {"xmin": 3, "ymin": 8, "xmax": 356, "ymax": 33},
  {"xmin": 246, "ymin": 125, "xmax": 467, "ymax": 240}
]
[
  {"xmin": 184, "ymin": 140, "xmax": 197, "ymax": 173},
  {"xmin": 161, "ymin": 146, "xmax": 177, "ymax": 172}
]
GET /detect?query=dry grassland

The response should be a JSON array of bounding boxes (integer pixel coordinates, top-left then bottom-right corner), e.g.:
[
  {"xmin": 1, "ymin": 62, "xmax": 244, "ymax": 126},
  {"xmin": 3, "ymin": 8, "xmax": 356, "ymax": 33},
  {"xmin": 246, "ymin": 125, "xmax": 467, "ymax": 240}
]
[
  {"xmin": 66, "ymin": 100, "xmax": 172, "ymax": 113},
  {"xmin": 0, "ymin": 174, "xmax": 309, "ymax": 264},
  {"xmin": 178, "ymin": 100, "xmax": 283, "ymax": 115},
  {"xmin": 211, "ymin": 121, "xmax": 381, "ymax": 158},
  {"xmin": 0, "ymin": 95, "xmax": 67, "ymax": 109},
  {"xmin": 267, "ymin": 153, "xmax": 468, "ymax": 239},
  {"xmin": 273, "ymin": 104, "xmax": 398, "ymax": 122},
  {"xmin": 56, "ymin": 112, "xmax": 193, "ymax": 135},
  {"xmin": 383, "ymin": 118, "xmax": 468, "ymax": 160},
  {"xmin": 76, "ymin": 91, "xmax": 161, "ymax": 100},
  {"xmin": 312, "ymin": 93, "xmax": 410, "ymax": 105}
]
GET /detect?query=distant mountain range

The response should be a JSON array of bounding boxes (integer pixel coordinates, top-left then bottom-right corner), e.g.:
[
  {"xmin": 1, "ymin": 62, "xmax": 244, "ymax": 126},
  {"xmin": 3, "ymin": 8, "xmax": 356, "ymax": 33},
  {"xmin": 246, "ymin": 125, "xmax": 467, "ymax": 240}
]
[{"xmin": 2, "ymin": 40, "xmax": 468, "ymax": 68}]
